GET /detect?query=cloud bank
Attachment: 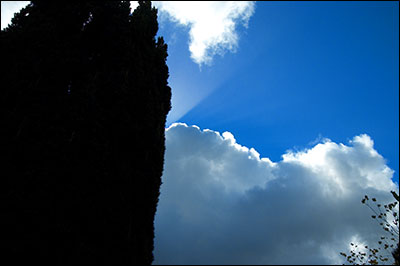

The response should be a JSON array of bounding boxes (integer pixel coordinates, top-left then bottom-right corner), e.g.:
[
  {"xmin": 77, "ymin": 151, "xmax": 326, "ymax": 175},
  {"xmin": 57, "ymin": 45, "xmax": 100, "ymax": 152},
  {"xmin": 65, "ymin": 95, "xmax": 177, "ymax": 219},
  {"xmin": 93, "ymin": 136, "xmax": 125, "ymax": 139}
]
[
  {"xmin": 154, "ymin": 1, "xmax": 255, "ymax": 66},
  {"xmin": 154, "ymin": 123, "xmax": 398, "ymax": 265}
]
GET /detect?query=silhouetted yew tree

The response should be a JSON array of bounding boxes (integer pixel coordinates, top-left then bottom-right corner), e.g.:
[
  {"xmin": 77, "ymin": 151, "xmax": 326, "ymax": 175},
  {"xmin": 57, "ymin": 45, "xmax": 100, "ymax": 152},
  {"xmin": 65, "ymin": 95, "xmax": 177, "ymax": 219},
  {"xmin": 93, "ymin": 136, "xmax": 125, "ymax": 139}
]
[{"xmin": 2, "ymin": 1, "xmax": 171, "ymax": 264}]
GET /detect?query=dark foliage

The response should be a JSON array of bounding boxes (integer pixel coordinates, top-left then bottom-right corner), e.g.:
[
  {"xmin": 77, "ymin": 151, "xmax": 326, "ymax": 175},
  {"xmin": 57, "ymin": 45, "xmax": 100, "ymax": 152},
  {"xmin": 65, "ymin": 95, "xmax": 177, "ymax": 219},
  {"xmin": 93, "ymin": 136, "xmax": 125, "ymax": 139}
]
[
  {"xmin": 393, "ymin": 244, "xmax": 400, "ymax": 265},
  {"xmin": 2, "ymin": 1, "xmax": 171, "ymax": 264},
  {"xmin": 340, "ymin": 192, "xmax": 399, "ymax": 265}
]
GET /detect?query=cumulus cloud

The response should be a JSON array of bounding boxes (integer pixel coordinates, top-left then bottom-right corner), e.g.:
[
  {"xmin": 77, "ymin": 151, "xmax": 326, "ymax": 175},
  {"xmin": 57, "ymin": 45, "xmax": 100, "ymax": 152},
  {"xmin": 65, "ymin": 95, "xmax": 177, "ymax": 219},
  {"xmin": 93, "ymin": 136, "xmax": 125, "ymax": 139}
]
[
  {"xmin": 154, "ymin": 123, "xmax": 398, "ymax": 264},
  {"xmin": 1, "ymin": 1, "xmax": 30, "ymax": 30},
  {"xmin": 153, "ymin": 1, "xmax": 255, "ymax": 66}
]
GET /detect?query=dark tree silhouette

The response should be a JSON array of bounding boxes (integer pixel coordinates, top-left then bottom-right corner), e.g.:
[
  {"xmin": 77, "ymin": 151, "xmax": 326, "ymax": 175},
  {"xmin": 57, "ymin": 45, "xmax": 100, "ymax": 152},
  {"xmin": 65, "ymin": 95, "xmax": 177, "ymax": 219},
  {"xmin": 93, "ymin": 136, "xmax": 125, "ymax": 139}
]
[
  {"xmin": 340, "ymin": 192, "xmax": 399, "ymax": 265},
  {"xmin": 2, "ymin": 1, "xmax": 171, "ymax": 264}
]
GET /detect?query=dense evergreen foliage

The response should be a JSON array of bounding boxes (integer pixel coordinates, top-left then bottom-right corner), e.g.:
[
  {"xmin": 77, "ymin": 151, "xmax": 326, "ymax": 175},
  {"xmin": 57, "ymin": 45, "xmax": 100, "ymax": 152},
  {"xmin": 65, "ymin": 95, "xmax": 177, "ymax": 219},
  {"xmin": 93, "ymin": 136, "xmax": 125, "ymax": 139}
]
[{"xmin": 2, "ymin": 1, "xmax": 171, "ymax": 264}]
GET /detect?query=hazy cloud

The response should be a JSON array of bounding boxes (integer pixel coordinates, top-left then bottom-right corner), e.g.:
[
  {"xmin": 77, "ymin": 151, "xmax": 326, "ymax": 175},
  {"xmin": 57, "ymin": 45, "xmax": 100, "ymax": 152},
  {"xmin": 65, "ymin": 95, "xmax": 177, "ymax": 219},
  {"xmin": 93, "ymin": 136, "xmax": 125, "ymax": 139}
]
[
  {"xmin": 153, "ymin": 1, "xmax": 255, "ymax": 66},
  {"xmin": 154, "ymin": 123, "xmax": 398, "ymax": 264},
  {"xmin": 1, "ymin": 1, "xmax": 30, "ymax": 30}
]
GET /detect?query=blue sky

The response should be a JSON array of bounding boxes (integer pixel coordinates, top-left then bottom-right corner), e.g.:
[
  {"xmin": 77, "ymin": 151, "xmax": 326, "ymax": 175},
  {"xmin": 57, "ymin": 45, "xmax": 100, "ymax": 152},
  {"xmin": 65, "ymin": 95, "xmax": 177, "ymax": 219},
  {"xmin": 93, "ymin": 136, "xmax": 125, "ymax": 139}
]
[
  {"xmin": 153, "ymin": 2, "xmax": 399, "ymax": 264},
  {"xmin": 159, "ymin": 1, "xmax": 399, "ymax": 185},
  {"xmin": 2, "ymin": 1, "xmax": 399, "ymax": 264}
]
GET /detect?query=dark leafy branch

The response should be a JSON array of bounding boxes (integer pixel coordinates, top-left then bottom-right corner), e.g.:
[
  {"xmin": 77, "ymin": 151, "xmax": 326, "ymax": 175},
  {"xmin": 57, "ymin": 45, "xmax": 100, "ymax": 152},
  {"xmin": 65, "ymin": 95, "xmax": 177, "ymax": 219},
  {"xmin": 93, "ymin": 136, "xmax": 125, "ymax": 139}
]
[{"xmin": 340, "ymin": 191, "xmax": 399, "ymax": 265}]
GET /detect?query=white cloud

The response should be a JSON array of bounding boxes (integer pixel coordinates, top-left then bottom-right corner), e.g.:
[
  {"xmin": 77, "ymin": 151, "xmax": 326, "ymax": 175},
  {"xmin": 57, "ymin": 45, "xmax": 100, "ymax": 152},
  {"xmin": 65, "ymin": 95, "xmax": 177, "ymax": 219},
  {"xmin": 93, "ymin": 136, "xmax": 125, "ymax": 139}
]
[
  {"xmin": 130, "ymin": 1, "xmax": 139, "ymax": 12},
  {"xmin": 1, "ymin": 1, "xmax": 30, "ymax": 30},
  {"xmin": 153, "ymin": 1, "xmax": 255, "ymax": 66},
  {"xmin": 154, "ymin": 123, "xmax": 398, "ymax": 264}
]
